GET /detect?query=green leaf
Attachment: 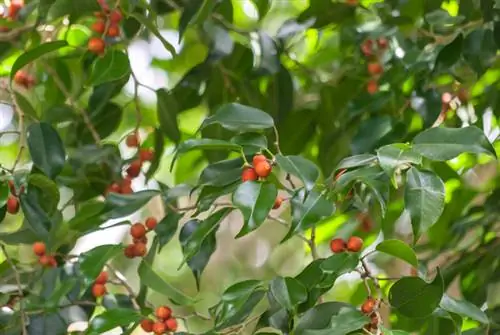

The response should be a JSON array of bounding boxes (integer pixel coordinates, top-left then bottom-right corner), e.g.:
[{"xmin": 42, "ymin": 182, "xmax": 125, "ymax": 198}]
[
  {"xmin": 47, "ymin": 0, "xmax": 100, "ymax": 20},
  {"xmin": 87, "ymin": 308, "xmax": 142, "ymax": 333},
  {"xmin": 269, "ymin": 277, "xmax": 307, "ymax": 311},
  {"xmin": 463, "ymin": 28, "xmax": 496, "ymax": 75},
  {"xmin": 145, "ymin": 128, "xmax": 166, "ymax": 181},
  {"xmin": 275, "ymin": 154, "xmax": 319, "ymax": 193},
  {"xmin": 104, "ymin": 190, "xmax": 160, "ymax": 219},
  {"xmin": 375, "ymin": 239, "xmax": 418, "ymax": 267},
  {"xmin": 214, "ymin": 289, "xmax": 266, "ymax": 330},
  {"xmin": 440, "ymin": 294, "xmax": 489, "ymax": 324},
  {"xmin": 327, "ymin": 308, "xmax": 370, "ymax": 335},
  {"xmin": 67, "ymin": 200, "xmax": 106, "ymax": 232},
  {"xmin": 334, "ymin": 154, "xmax": 377, "ymax": 171},
  {"xmin": 10, "ymin": 41, "xmax": 68, "ymax": 82},
  {"xmin": 230, "ymin": 133, "xmax": 268, "ymax": 154},
  {"xmin": 435, "ymin": 33, "xmax": 463, "ymax": 70},
  {"xmin": 156, "ymin": 213, "xmax": 182, "ymax": 252},
  {"xmin": 0, "ymin": 182, "xmax": 9, "ymax": 208},
  {"xmin": 404, "ymin": 167, "xmax": 445, "ymax": 241},
  {"xmin": 46, "ymin": 278, "xmax": 78, "ymax": 307},
  {"xmin": 377, "ymin": 143, "xmax": 422, "ymax": 182},
  {"xmin": 232, "ymin": 181, "xmax": 277, "ymax": 237},
  {"xmin": 138, "ymin": 260, "xmax": 195, "ymax": 305},
  {"xmin": 175, "ymin": 139, "xmax": 241, "ymax": 157},
  {"xmin": 14, "ymin": 92, "xmax": 38, "ymax": 119},
  {"xmin": 320, "ymin": 253, "xmax": 359, "ymax": 275},
  {"xmin": 389, "ymin": 269, "xmax": 444, "ymax": 318},
  {"xmin": 294, "ymin": 302, "xmax": 353, "ymax": 335},
  {"xmin": 199, "ymin": 157, "xmax": 244, "ymax": 187},
  {"xmin": 19, "ymin": 192, "xmax": 51, "ymax": 241},
  {"xmin": 89, "ymin": 50, "xmax": 131, "ymax": 86},
  {"xmin": 27, "ymin": 122, "xmax": 66, "ymax": 179},
  {"xmin": 201, "ymin": 103, "xmax": 275, "ymax": 132},
  {"xmin": 79, "ymin": 244, "xmax": 123, "ymax": 282},
  {"xmin": 251, "ymin": 32, "xmax": 280, "ymax": 74},
  {"xmin": 157, "ymin": 89, "xmax": 181, "ymax": 143},
  {"xmin": 221, "ymin": 280, "xmax": 264, "ymax": 301},
  {"xmin": 412, "ymin": 126, "xmax": 496, "ymax": 161},
  {"xmin": 130, "ymin": 12, "xmax": 177, "ymax": 56},
  {"xmin": 27, "ymin": 173, "xmax": 60, "ymax": 216}
]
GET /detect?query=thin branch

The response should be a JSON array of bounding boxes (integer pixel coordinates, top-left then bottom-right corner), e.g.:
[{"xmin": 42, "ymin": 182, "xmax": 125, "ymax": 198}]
[
  {"xmin": 105, "ymin": 264, "xmax": 141, "ymax": 310},
  {"xmin": 310, "ymin": 226, "xmax": 318, "ymax": 260},
  {"xmin": 129, "ymin": 68, "xmax": 143, "ymax": 134},
  {"xmin": 0, "ymin": 25, "xmax": 36, "ymax": 42},
  {"xmin": 268, "ymin": 215, "xmax": 310, "ymax": 245},
  {"xmin": 272, "ymin": 126, "xmax": 282, "ymax": 155}
]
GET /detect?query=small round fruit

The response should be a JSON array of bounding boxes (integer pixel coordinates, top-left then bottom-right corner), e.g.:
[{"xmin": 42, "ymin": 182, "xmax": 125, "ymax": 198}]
[
  {"xmin": 126, "ymin": 133, "xmax": 140, "ymax": 147},
  {"xmin": 346, "ymin": 236, "xmax": 363, "ymax": 252},
  {"xmin": 366, "ymin": 80, "xmax": 378, "ymax": 94},
  {"xmin": 252, "ymin": 154, "xmax": 267, "ymax": 167},
  {"xmin": 165, "ymin": 318, "xmax": 178, "ymax": 331},
  {"xmin": 7, "ymin": 0, "xmax": 24, "ymax": 19},
  {"xmin": 92, "ymin": 283, "xmax": 107, "ymax": 297},
  {"xmin": 107, "ymin": 183, "xmax": 121, "ymax": 194},
  {"xmin": 330, "ymin": 238, "xmax": 346, "ymax": 253},
  {"xmin": 152, "ymin": 321, "xmax": 166, "ymax": 335},
  {"xmin": 139, "ymin": 148, "xmax": 154, "ymax": 162},
  {"xmin": 441, "ymin": 92, "xmax": 452, "ymax": 105},
  {"xmin": 140, "ymin": 319, "xmax": 154, "ymax": 332},
  {"xmin": 121, "ymin": 177, "xmax": 132, "ymax": 188},
  {"xmin": 155, "ymin": 305, "xmax": 172, "ymax": 320},
  {"xmin": 241, "ymin": 167, "xmax": 258, "ymax": 182},
  {"xmin": 107, "ymin": 24, "xmax": 120, "ymax": 37},
  {"xmin": 6, "ymin": 196, "xmax": 19, "ymax": 214},
  {"xmin": 254, "ymin": 161, "xmax": 272, "ymax": 178},
  {"xmin": 95, "ymin": 271, "xmax": 108, "ymax": 285},
  {"xmin": 121, "ymin": 184, "xmax": 133, "ymax": 194},
  {"xmin": 145, "ymin": 217, "xmax": 158, "ymax": 230},
  {"xmin": 126, "ymin": 160, "xmax": 142, "ymax": 178},
  {"xmin": 361, "ymin": 298, "xmax": 376, "ymax": 314},
  {"xmin": 14, "ymin": 71, "xmax": 27, "ymax": 86},
  {"xmin": 130, "ymin": 223, "xmax": 146, "ymax": 239},
  {"xmin": 377, "ymin": 37, "xmax": 389, "ymax": 49},
  {"xmin": 109, "ymin": 10, "xmax": 123, "ymax": 23},
  {"xmin": 133, "ymin": 242, "xmax": 147, "ymax": 257},
  {"xmin": 48, "ymin": 256, "xmax": 58, "ymax": 268},
  {"xmin": 367, "ymin": 62, "xmax": 383, "ymax": 75},
  {"xmin": 33, "ymin": 242, "xmax": 46, "ymax": 256},
  {"xmin": 39, "ymin": 255, "xmax": 51, "ymax": 267},
  {"xmin": 88, "ymin": 37, "xmax": 105, "ymax": 55},
  {"xmin": 361, "ymin": 40, "xmax": 373, "ymax": 57},
  {"xmin": 91, "ymin": 20, "xmax": 105, "ymax": 34},
  {"xmin": 273, "ymin": 196, "xmax": 283, "ymax": 209},
  {"xmin": 124, "ymin": 244, "xmax": 136, "ymax": 258}
]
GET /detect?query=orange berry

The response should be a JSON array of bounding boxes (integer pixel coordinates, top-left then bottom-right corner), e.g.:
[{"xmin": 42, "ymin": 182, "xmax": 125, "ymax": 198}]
[
  {"xmin": 361, "ymin": 298, "xmax": 376, "ymax": 314},
  {"xmin": 367, "ymin": 62, "xmax": 383, "ymax": 75},
  {"xmin": 361, "ymin": 40, "xmax": 373, "ymax": 57},
  {"xmin": 124, "ymin": 244, "xmax": 136, "ymax": 258},
  {"xmin": 252, "ymin": 154, "xmax": 267, "ymax": 167},
  {"xmin": 6, "ymin": 196, "xmax": 19, "ymax": 214},
  {"xmin": 241, "ymin": 167, "xmax": 258, "ymax": 182},
  {"xmin": 346, "ymin": 236, "xmax": 363, "ymax": 252},
  {"xmin": 13, "ymin": 71, "xmax": 27, "ymax": 86},
  {"xmin": 126, "ymin": 133, "xmax": 140, "ymax": 147},
  {"xmin": 88, "ymin": 37, "xmax": 105, "ymax": 55},
  {"xmin": 133, "ymin": 235, "xmax": 148, "ymax": 244},
  {"xmin": 140, "ymin": 319, "xmax": 154, "ymax": 332},
  {"xmin": 273, "ymin": 196, "xmax": 283, "ymax": 209},
  {"xmin": 330, "ymin": 238, "xmax": 346, "ymax": 253},
  {"xmin": 139, "ymin": 148, "xmax": 154, "ymax": 162},
  {"xmin": 33, "ymin": 242, "xmax": 46, "ymax": 257},
  {"xmin": 91, "ymin": 20, "xmax": 105, "ymax": 34},
  {"xmin": 367, "ymin": 80, "xmax": 378, "ymax": 94},
  {"xmin": 133, "ymin": 242, "xmax": 147, "ymax": 257},
  {"xmin": 377, "ymin": 37, "xmax": 389, "ymax": 49},
  {"xmin": 39, "ymin": 255, "xmax": 51, "ymax": 267},
  {"xmin": 92, "ymin": 283, "xmax": 107, "ymax": 297},
  {"xmin": 152, "ymin": 321, "xmax": 166, "ymax": 335},
  {"xmin": 155, "ymin": 305, "xmax": 172, "ymax": 320},
  {"xmin": 126, "ymin": 160, "xmax": 142, "ymax": 178},
  {"xmin": 254, "ymin": 161, "xmax": 272, "ymax": 178},
  {"xmin": 107, "ymin": 183, "xmax": 121, "ymax": 195},
  {"xmin": 130, "ymin": 223, "xmax": 146, "ymax": 239},
  {"xmin": 109, "ymin": 10, "xmax": 123, "ymax": 23},
  {"xmin": 48, "ymin": 256, "xmax": 57, "ymax": 268},
  {"xmin": 121, "ymin": 184, "xmax": 134, "ymax": 194},
  {"xmin": 106, "ymin": 24, "xmax": 120, "ymax": 37},
  {"xmin": 145, "ymin": 217, "xmax": 158, "ymax": 230},
  {"xmin": 165, "ymin": 318, "xmax": 178, "ymax": 331},
  {"xmin": 95, "ymin": 271, "xmax": 108, "ymax": 285},
  {"xmin": 7, "ymin": 0, "xmax": 24, "ymax": 19}
]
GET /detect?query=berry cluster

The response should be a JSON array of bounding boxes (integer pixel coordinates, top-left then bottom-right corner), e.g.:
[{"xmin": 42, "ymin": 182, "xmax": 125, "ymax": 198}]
[
  {"xmin": 124, "ymin": 217, "xmax": 157, "ymax": 258},
  {"xmin": 32, "ymin": 242, "xmax": 57, "ymax": 268},
  {"xmin": 0, "ymin": 0, "xmax": 24, "ymax": 31},
  {"xmin": 6, "ymin": 180, "xmax": 21, "ymax": 215},
  {"xmin": 361, "ymin": 297, "xmax": 380, "ymax": 333},
  {"xmin": 329, "ymin": 236, "xmax": 363, "ymax": 253},
  {"xmin": 87, "ymin": 0, "xmax": 123, "ymax": 55},
  {"xmin": 140, "ymin": 305, "xmax": 178, "ymax": 334},
  {"xmin": 360, "ymin": 37, "xmax": 389, "ymax": 94},
  {"xmin": 91, "ymin": 271, "xmax": 109, "ymax": 298}
]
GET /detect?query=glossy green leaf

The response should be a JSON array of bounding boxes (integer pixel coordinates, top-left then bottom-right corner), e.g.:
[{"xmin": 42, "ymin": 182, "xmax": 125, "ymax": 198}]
[
  {"xmin": 27, "ymin": 173, "xmax": 60, "ymax": 215},
  {"xmin": 327, "ymin": 308, "xmax": 370, "ymax": 335},
  {"xmin": 435, "ymin": 33, "xmax": 463, "ymax": 70},
  {"xmin": 334, "ymin": 154, "xmax": 377, "ymax": 171},
  {"xmin": 157, "ymin": 89, "xmax": 181, "ymax": 143},
  {"xmin": 89, "ymin": 50, "xmax": 131, "ymax": 86},
  {"xmin": 87, "ymin": 308, "xmax": 142, "ymax": 333},
  {"xmin": 230, "ymin": 133, "xmax": 268, "ymax": 154},
  {"xmin": 201, "ymin": 103, "xmax": 274, "ymax": 132},
  {"xmin": 214, "ymin": 289, "xmax": 266, "ymax": 330},
  {"xmin": 232, "ymin": 181, "xmax": 277, "ymax": 237},
  {"xmin": 389, "ymin": 269, "xmax": 444, "ymax": 318},
  {"xmin": 198, "ymin": 157, "xmax": 243, "ymax": 187},
  {"xmin": 14, "ymin": 92, "xmax": 38, "ymax": 119},
  {"xmin": 377, "ymin": 143, "xmax": 422, "ymax": 180},
  {"xmin": 174, "ymin": 139, "xmax": 241, "ymax": 162},
  {"xmin": 67, "ymin": 200, "xmax": 106, "ymax": 232},
  {"xmin": 412, "ymin": 126, "xmax": 496, "ymax": 161},
  {"xmin": 145, "ymin": 128, "xmax": 166, "ymax": 181},
  {"xmin": 221, "ymin": 280, "xmax": 264, "ymax": 301},
  {"xmin": 294, "ymin": 302, "xmax": 353, "ymax": 335},
  {"xmin": 104, "ymin": 190, "xmax": 160, "ymax": 219},
  {"xmin": 19, "ymin": 192, "xmax": 52, "ymax": 241},
  {"xmin": 320, "ymin": 253, "xmax": 359, "ymax": 275},
  {"xmin": 376, "ymin": 239, "xmax": 418, "ymax": 267},
  {"xmin": 269, "ymin": 277, "xmax": 307, "ymax": 311},
  {"xmin": 130, "ymin": 12, "xmax": 177, "ymax": 56},
  {"xmin": 79, "ymin": 244, "xmax": 123, "ymax": 281},
  {"xmin": 275, "ymin": 154, "xmax": 319, "ymax": 193},
  {"xmin": 0, "ymin": 182, "xmax": 9, "ymax": 208},
  {"xmin": 405, "ymin": 167, "xmax": 445, "ymax": 241},
  {"xmin": 440, "ymin": 294, "xmax": 489, "ymax": 324},
  {"xmin": 156, "ymin": 213, "xmax": 182, "ymax": 252},
  {"xmin": 27, "ymin": 122, "xmax": 66, "ymax": 179}
]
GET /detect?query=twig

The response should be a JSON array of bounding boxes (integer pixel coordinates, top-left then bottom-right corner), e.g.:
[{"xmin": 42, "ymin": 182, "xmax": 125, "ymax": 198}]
[
  {"xmin": 267, "ymin": 215, "xmax": 310, "ymax": 245},
  {"xmin": 105, "ymin": 264, "xmax": 141, "ymax": 310},
  {"xmin": 285, "ymin": 173, "xmax": 296, "ymax": 189},
  {"xmin": 0, "ymin": 25, "xmax": 35, "ymax": 42},
  {"xmin": 1, "ymin": 244, "xmax": 28, "ymax": 335},
  {"xmin": 129, "ymin": 69, "xmax": 143, "ymax": 134},
  {"xmin": 272, "ymin": 126, "xmax": 282, "ymax": 155},
  {"xmin": 310, "ymin": 226, "xmax": 318, "ymax": 260}
]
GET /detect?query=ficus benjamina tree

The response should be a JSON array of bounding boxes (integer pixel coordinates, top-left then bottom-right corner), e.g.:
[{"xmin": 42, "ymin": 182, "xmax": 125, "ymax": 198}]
[{"xmin": 0, "ymin": 0, "xmax": 499, "ymax": 334}]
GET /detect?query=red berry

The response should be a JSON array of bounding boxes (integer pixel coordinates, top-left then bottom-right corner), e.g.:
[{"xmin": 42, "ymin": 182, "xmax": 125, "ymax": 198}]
[
  {"xmin": 330, "ymin": 238, "xmax": 346, "ymax": 253},
  {"xmin": 95, "ymin": 271, "xmax": 108, "ymax": 285},
  {"xmin": 367, "ymin": 62, "xmax": 383, "ymax": 75},
  {"xmin": 133, "ymin": 242, "xmax": 147, "ymax": 257},
  {"xmin": 6, "ymin": 196, "xmax": 19, "ymax": 214},
  {"xmin": 130, "ymin": 223, "xmax": 146, "ymax": 239},
  {"xmin": 361, "ymin": 40, "xmax": 373, "ymax": 57},
  {"xmin": 124, "ymin": 244, "xmax": 136, "ymax": 258},
  {"xmin": 252, "ymin": 154, "xmax": 267, "ymax": 167},
  {"xmin": 39, "ymin": 255, "xmax": 51, "ymax": 267},
  {"xmin": 109, "ymin": 10, "xmax": 123, "ymax": 23},
  {"xmin": 106, "ymin": 24, "xmax": 120, "ymax": 37},
  {"xmin": 254, "ymin": 161, "xmax": 272, "ymax": 178},
  {"xmin": 165, "ymin": 318, "xmax": 178, "ymax": 331},
  {"xmin": 139, "ymin": 148, "xmax": 154, "ymax": 162},
  {"xmin": 273, "ymin": 196, "xmax": 283, "ymax": 209},
  {"xmin": 145, "ymin": 217, "xmax": 158, "ymax": 230},
  {"xmin": 152, "ymin": 321, "xmax": 166, "ymax": 335},
  {"xmin": 346, "ymin": 0, "xmax": 358, "ymax": 5},
  {"xmin": 141, "ymin": 319, "xmax": 154, "ymax": 332},
  {"xmin": 33, "ymin": 242, "xmax": 46, "ymax": 256},
  {"xmin": 126, "ymin": 160, "xmax": 142, "ymax": 178},
  {"xmin": 48, "ymin": 256, "xmax": 57, "ymax": 268},
  {"xmin": 377, "ymin": 37, "xmax": 389, "ymax": 49},
  {"xmin": 92, "ymin": 283, "xmax": 107, "ymax": 297},
  {"xmin": 107, "ymin": 183, "xmax": 121, "ymax": 195},
  {"xmin": 367, "ymin": 80, "xmax": 378, "ymax": 94},
  {"xmin": 88, "ymin": 37, "xmax": 105, "ymax": 55},
  {"xmin": 361, "ymin": 298, "xmax": 376, "ymax": 314},
  {"xmin": 241, "ymin": 167, "xmax": 258, "ymax": 182},
  {"xmin": 155, "ymin": 305, "xmax": 172, "ymax": 320},
  {"xmin": 126, "ymin": 133, "xmax": 140, "ymax": 147},
  {"xmin": 91, "ymin": 20, "xmax": 105, "ymax": 34},
  {"xmin": 7, "ymin": 0, "xmax": 24, "ymax": 19},
  {"xmin": 121, "ymin": 184, "xmax": 133, "ymax": 194},
  {"xmin": 346, "ymin": 236, "xmax": 363, "ymax": 252}
]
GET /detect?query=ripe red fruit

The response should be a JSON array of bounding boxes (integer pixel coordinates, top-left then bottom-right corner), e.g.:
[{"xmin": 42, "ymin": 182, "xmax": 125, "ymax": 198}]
[
  {"xmin": 361, "ymin": 298, "xmax": 376, "ymax": 314},
  {"xmin": 107, "ymin": 183, "xmax": 121, "ymax": 194},
  {"xmin": 124, "ymin": 244, "xmax": 136, "ymax": 258},
  {"xmin": 155, "ymin": 305, "xmax": 172, "ymax": 320},
  {"xmin": 126, "ymin": 160, "xmax": 142, "ymax": 178},
  {"xmin": 88, "ymin": 37, "xmax": 105, "ymax": 55},
  {"xmin": 273, "ymin": 196, "xmax": 283, "ymax": 209},
  {"xmin": 92, "ymin": 283, "xmax": 107, "ymax": 297},
  {"xmin": 139, "ymin": 148, "xmax": 154, "ymax": 162},
  {"xmin": 145, "ymin": 217, "xmax": 158, "ymax": 230},
  {"xmin": 33, "ymin": 242, "xmax": 46, "ymax": 256},
  {"xmin": 377, "ymin": 37, "xmax": 389, "ymax": 49},
  {"xmin": 95, "ymin": 271, "xmax": 108, "ymax": 285},
  {"xmin": 126, "ymin": 133, "xmax": 140, "ymax": 147},
  {"xmin": 165, "ymin": 318, "xmax": 178, "ymax": 331},
  {"xmin": 48, "ymin": 256, "xmax": 57, "ymax": 268},
  {"xmin": 252, "ymin": 154, "xmax": 267, "ymax": 167},
  {"xmin": 330, "ymin": 238, "xmax": 346, "ymax": 253},
  {"xmin": 366, "ymin": 80, "xmax": 378, "ymax": 94},
  {"xmin": 134, "ymin": 242, "xmax": 147, "ymax": 257},
  {"xmin": 361, "ymin": 40, "xmax": 373, "ymax": 57},
  {"xmin": 254, "ymin": 161, "xmax": 272, "ymax": 178},
  {"xmin": 39, "ymin": 255, "xmax": 51, "ymax": 267},
  {"xmin": 152, "ymin": 321, "xmax": 166, "ymax": 335},
  {"xmin": 7, "ymin": 0, "xmax": 24, "ymax": 19},
  {"xmin": 367, "ymin": 62, "xmax": 383, "ymax": 75},
  {"xmin": 346, "ymin": 236, "xmax": 363, "ymax": 252},
  {"xmin": 140, "ymin": 319, "xmax": 154, "ymax": 332},
  {"xmin": 241, "ymin": 167, "xmax": 258, "ymax": 182},
  {"xmin": 121, "ymin": 184, "xmax": 133, "ymax": 194},
  {"xmin": 91, "ymin": 20, "xmax": 105, "ymax": 34},
  {"xmin": 130, "ymin": 223, "xmax": 146, "ymax": 239},
  {"xmin": 6, "ymin": 196, "xmax": 19, "ymax": 214},
  {"xmin": 109, "ymin": 10, "xmax": 123, "ymax": 23},
  {"xmin": 107, "ymin": 24, "xmax": 120, "ymax": 37}
]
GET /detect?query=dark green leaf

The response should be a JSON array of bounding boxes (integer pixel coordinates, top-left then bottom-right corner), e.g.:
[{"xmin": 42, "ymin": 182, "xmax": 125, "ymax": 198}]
[
  {"xmin": 14, "ymin": 92, "xmax": 38, "ymax": 119},
  {"xmin": 145, "ymin": 128, "xmax": 166, "ymax": 181},
  {"xmin": 435, "ymin": 33, "xmax": 463, "ymax": 70},
  {"xmin": 230, "ymin": 133, "xmax": 268, "ymax": 153},
  {"xmin": 156, "ymin": 213, "xmax": 182, "ymax": 252},
  {"xmin": 440, "ymin": 294, "xmax": 489, "ymax": 324},
  {"xmin": 215, "ymin": 289, "xmax": 266, "ymax": 330},
  {"xmin": 67, "ymin": 200, "xmax": 106, "ymax": 232},
  {"xmin": 78, "ymin": 103, "xmax": 123, "ymax": 144},
  {"xmin": 104, "ymin": 190, "xmax": 160, "ymax": 219},
  {"xmin": 178, "ymin": 0, "xmax": 205, "ymax": 42},
  {"xmin": 27, "ymin": 122, "xmax": 66, "ymax": 179},
  {"xmin": 87, "ymin": 308, "xmax": 142, "ymax": 333},
  {"xmin": 79, "ymin": 244, "xmax": 123, "ymax": 282},
  {"xmin": 27, "ymin": 173, "xmax": 60, "ymax": 215},
  {"xmin": 199, "ymin": 157, "xmax": 243, "ymax": 187},
  {"xmin": 0, "ymin": 182, "xmax": 9, "ymax": 208},
  {"xmin": 89, "ymin": 50, "xmax": 131, "ymax": 86},
  {"xmin": 377, "ymin": 143, "xmax": 422, "ymax": 181},
  {"xmin": 269, "ymin": 277, "xmax": 307, "ymax": 311},
  {"xmin": 375, "ymin": 239, "xmax": 418, "ymax": 267},
  {"xmin": 157, "ymin": 89, "xmax": 181, "ymax": 143},
  {"xmin": 19, "ymin": 193, "xmax": 52, "ymax": 241},
  {"xmin": 294, "ymin": 302, "xmax": 353, "ymax": 335},
  {"xmin": 297, "ymin": 2, "xmax": 355, "ymax": 28},
  {"xmin": 320, "ymin": 253, "xmax": 359, "ymax": 275},
  {"xmin": 201, "ymin": 103, "xmax": 274, "ymax": 132},
  {"xmin": 327, "ymin": 308, "xmax": 370, "ymax": 335},
  {"xmin": 275, "ymin": 154, "xmax": 319, "ymax": 193},
  {"xmin": 463, "ymin": 28, "xmax": 496, "ymax": 75},
  {"xmin": 334, "ymin": 154, "xmax": 377, "ymax": 171},
  {"xmin": 221, "ymin": 280, "xmax": 263, "ymax": 301},
  {"xmin": 251, "ymin": 32, "xmax": 280, "ymax": 74}
]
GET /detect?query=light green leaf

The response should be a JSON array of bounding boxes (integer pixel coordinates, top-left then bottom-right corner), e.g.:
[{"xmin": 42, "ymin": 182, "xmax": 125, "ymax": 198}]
[
  {"xmin": 201, "ymin": 103, "xmax": 274, "ymax": 132},
  {"xmin": 87, "ymin": 308, "xmax": 142, "ymax": 333},
  {"xmin": 79, "ymin": 244, "xmax": 123, "ymax": 282},
  {"xmin": 377, "ymin": 143, "xmax": 422, "ymax": 183},
  {"xmin": 376, "ymin": 239, "xmax": 418, "ymax": 267},
  {"xmin": 320, "ymin": 253, "xmax": 359, "ymax": 275},
  {"xmin": 104, "ymin": 190, "xmax": 160, "ymax": 219},
  {"xmin": 89, "ymin": 50, "xmax": 131, "ymax": 86},
  {"xmin": 335, "ymin": 154, "xmax": 377, "ymax": 171},
  {"xmin": 440, "ymin": 294, "xmax": 489, "ymax": 324}
]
